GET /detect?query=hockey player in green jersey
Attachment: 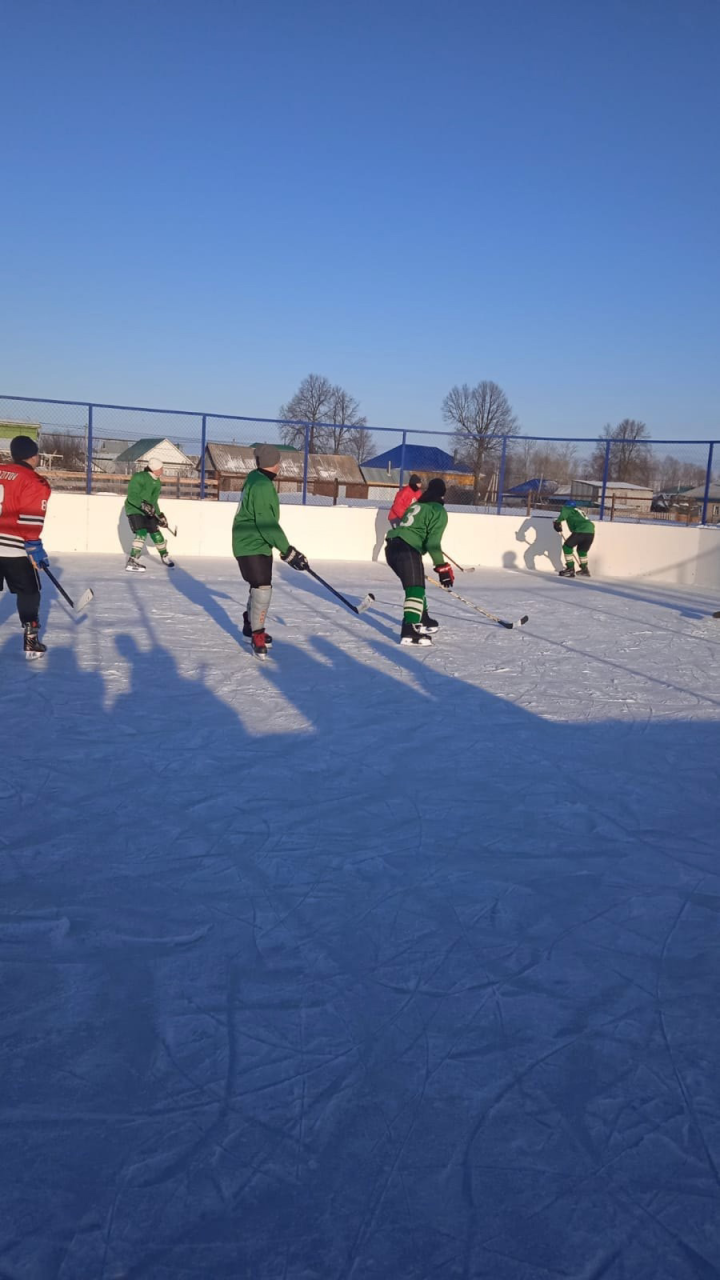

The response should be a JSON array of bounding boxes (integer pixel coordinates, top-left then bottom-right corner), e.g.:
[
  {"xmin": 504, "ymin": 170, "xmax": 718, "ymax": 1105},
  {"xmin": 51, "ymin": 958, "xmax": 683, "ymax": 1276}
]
[
  {"xmin": 231, "ymin": 444, "xmax": 309, "ymax": 660},
  {"xmin": 124, "ymin": 464, "xmax": 175, "ymax": 571},
  {"xmin": 385, "ymin": 477, "xmax": 454, "ymax": 645},
  {"xmin": 553, "ymin": 501, "xmax": 595, "ymax": 577}
]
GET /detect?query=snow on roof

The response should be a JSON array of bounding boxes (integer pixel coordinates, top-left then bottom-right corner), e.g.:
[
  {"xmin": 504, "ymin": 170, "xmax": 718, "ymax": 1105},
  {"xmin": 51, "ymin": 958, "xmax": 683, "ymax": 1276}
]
[
  {"xmin": 204, "ymin": 442, "xmax": 364, "ymax": 484},
  {"xmin": 115, "ymin": 437, "xmax": 193, "ymax": 465},
  {"xmin": 682, "ymin": 483, "xmax": 720, "ymax": 500},
  {"xmin": 576, "ymin": 478, "xmax": 652, "ymax": 491}
]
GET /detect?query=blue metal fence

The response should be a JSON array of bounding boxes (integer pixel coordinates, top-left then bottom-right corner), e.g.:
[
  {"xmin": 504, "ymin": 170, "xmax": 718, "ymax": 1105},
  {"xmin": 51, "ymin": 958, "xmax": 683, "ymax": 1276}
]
[{"xmin": 1, "ymin": 392, "xmax": 718, "ymax": 525}]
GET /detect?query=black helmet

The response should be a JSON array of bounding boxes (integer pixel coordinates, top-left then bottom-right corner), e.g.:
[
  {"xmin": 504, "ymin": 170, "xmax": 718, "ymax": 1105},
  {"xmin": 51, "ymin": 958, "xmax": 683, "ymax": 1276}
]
[
  {"xmin": 409, "ymin": 474, "xmax": 422, "ymax": 489},
  {"xmin": 419, "ymin": 477, "xmax": 446, "ymax": 504}
]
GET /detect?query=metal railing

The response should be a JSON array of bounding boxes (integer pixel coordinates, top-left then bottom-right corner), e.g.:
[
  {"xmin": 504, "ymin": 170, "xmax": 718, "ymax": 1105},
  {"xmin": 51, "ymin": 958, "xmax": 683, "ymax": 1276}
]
[{"xmin": 1, "ymin": 393, "xmax": 718, "ymax": 526}]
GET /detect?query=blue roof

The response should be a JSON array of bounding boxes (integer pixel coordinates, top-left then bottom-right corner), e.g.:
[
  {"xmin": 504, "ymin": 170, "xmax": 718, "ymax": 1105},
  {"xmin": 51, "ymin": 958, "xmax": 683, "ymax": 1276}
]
[
  {"xmin": 506, "ymin": 477, "xmax": 559, "ymax": 495},
  {"xmin": 363, "ymin": 443, "xmax": 471, "ymax": 474}
]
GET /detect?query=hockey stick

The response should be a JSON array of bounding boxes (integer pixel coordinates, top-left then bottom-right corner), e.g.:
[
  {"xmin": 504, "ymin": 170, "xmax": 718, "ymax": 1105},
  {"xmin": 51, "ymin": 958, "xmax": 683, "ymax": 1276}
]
[
  {"xmin": 126, "ymin": 501, "xmax": 177, "ymax": 537},
  {"xmin": 306, "ymin": 568, "xmax": 375, "ymax": 615},
  {"xmin": 446, "ymin": 554, "xmax": 475, "ymax": 573},
  {"xmin": 42, "ymin": 565, "xmax": 94, "ymax": 612},
  {"xmin": 427, "ymin": 578, "xmax": 528, "ymax": 629}
]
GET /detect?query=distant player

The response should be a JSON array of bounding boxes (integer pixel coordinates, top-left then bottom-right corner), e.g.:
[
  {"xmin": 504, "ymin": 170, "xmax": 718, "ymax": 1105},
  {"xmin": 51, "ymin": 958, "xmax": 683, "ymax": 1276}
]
[
  {"xmin": 232, "ymin": 444, "xmax": 309, "ymax": 660},
  {"xmin": 388, "ymin": 473, "xmax": 423, "ymax": 527},
  {"xmin": 385, "ymin": 477, "xmax": 453, "ymax": 645},
  {"xmin": 0, "ymin": 435, "xmax": 52, "ymax": 658},
  {"xmin": 553, "ymin": 501, "xmax": 595, "ymax": 577},
  {"xmin": 124, "ymin": 463, "xmax": 175, "ymax": 571}
]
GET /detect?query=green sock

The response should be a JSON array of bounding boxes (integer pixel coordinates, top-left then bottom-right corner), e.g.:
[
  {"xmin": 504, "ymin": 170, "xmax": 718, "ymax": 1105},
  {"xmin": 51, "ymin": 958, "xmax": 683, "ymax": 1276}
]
[{"xmin": 403, "ymin": 586, "xmax": 425, "ymax": 624}]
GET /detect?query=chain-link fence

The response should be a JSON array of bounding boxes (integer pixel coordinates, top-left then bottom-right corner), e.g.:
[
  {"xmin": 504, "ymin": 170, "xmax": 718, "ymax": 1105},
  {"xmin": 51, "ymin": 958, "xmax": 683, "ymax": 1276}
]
[{"xmin": 1, "ymin": 394, "xmax": 718, "ymax": 525}]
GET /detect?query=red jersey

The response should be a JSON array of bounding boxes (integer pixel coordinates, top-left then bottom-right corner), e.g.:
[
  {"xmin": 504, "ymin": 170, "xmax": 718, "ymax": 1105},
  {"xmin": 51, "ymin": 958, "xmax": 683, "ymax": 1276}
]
[
  {"xmin": 389, "ymin": 484, "xmax": 421, "ymax": 523},
  {"xmin": 0, "ymin": 461, "xmax": 51, "ymax": 558}
]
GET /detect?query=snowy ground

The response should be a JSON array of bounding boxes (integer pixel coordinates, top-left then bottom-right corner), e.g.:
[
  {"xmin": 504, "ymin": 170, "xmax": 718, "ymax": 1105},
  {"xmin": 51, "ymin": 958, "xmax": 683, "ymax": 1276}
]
[{"xmin": 2, "ymin": 554, "xmax": 720, "ymax": 1280}]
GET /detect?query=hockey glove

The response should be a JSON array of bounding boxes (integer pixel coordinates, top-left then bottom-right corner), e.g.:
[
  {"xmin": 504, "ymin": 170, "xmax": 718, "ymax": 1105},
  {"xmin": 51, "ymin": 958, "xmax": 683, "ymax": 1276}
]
[
  {"xmin": 26, "ymin": 539, "xmax": 49, "ymax": 569},
  {"xmin": 435, "ymin": 563, "xmax": 454, "ymax": 589},
  {"xmin": 141, "ymin": 500, "xmax": 157, "ymax": 519},
  {"xmin": 157, "ymin": 512, "xmax": 169, "ymax": 529},
  {"xmin": 552, "ymin": 520, "xmax": 562, "ymax": 533},
  {"xmin": 281, "ymin": 546, "xmax": 309, "ymax": 572}
]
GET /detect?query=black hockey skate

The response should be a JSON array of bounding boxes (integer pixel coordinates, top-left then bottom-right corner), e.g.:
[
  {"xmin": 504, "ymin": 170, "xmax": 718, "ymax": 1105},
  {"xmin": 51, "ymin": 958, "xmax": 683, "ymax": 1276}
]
[
  {"xmin": 400, "ymin": 622, "xmax": 432, "ymax": 647},
  {"xmin": 419, "ymin": 609, "xmax": 439, "ymax": 635},
  {"xmin": 243, "ymin": 611, "xmax": 272, "ymax": 646},
  {"xmin": 558, "ymin": 565, "xmax": 575, "ymax": 578},
  {"xmin": 125, "ymin": 557, "xmax": 146, "ymax": 572},
  {"xmin": 161, "ymin": 554, "xmax": 175, "ymax": 568},
  {"xmin": 23, "ymin": 621, "xmax": 47, "ymax": 660},
  {"xmin": 577, "ymin": 565, "xmax": 590, "ymax": 577},
  {"xmin": 251, "ymin": 630, "xmax": 269, "ymax": 661}
]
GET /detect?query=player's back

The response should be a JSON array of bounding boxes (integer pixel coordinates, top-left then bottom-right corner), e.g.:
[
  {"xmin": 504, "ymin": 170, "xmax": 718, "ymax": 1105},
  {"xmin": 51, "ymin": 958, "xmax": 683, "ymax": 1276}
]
[{"xmin": 0, "ymin": 462, "xmax": 50, "ymax": 557}]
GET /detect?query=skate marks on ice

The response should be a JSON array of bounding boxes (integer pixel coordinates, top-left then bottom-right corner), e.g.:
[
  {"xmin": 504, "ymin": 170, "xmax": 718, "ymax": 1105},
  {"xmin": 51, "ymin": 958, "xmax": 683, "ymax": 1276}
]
[{"xmin": 0, "ymin": 558, "xmax": 719, "ymax": 1278}]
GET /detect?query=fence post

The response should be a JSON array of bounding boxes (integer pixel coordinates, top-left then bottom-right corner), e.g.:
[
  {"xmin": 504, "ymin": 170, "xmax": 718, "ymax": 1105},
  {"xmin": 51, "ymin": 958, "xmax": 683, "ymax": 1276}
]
[
  {"xmin": 86, "ymin": 404, "xmax": 93, "ymax": 495},
  {"xmin": 610, "ymin": 494, "xmax": 616, "ymax": 522},
  {"xmin": 200, "ymin": 414, "xmax": 207, "ymax": 499},
  {"xmin": 700, "ymin": 442, "xmax": 714, "ymax": 525},
  {"xmin": 399, "ymin": 430, "xmax": 407, "ymax": 488},
  {"xmin": 599, "ymin": 441, "xmax": 612, "ymax": 520},
  {"xmin": 496, "ymin": 437, "xmax": 508, "ymax": 515},
  {"xmin": 301, "ymin": 424, "xmax": 310, "ymax": 505}
]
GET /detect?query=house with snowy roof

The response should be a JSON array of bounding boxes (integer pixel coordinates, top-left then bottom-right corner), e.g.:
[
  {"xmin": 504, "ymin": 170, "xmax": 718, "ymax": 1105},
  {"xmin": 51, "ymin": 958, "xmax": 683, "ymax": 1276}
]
[
  {"xmin": 201, "ymin": 442, "xmax": 367, "ymax": 500},
  {"xmin": 113, "ymin": 438, "xmax": 196, "ymax": 477}
]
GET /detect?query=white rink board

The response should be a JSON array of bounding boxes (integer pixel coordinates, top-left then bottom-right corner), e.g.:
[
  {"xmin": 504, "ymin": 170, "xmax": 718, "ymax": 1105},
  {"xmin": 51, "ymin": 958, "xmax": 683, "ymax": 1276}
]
[{"xmin": 44, "ymin": 492, "xmax": 720, "ymax": 588}]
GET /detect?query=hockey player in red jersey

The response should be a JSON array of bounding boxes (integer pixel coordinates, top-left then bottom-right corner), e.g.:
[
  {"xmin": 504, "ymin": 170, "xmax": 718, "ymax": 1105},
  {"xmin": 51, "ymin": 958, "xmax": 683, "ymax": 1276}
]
[
  {"xmin": 0, "ymin": 436, "xmax": 52, "ymax": 658},
  {"xmin": 388, "ymin": 474, "xmax": 423, "ymax": 526}
]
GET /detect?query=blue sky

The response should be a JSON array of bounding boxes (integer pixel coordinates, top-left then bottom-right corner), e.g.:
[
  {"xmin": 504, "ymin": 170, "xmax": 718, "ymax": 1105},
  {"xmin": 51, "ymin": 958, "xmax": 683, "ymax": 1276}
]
[{"xmin": 2, "ymin": 0, "xmax": 719, "ymax": 440}]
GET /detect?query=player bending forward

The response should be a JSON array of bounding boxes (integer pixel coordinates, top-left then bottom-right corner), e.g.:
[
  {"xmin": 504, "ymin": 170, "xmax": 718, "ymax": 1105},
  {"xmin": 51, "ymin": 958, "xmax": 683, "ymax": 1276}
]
[
  {"xmin": 124, "ymin": 463, "xmax": 175, "ymax": 572},
  {"xmin": 553, "ymin": 501, "xmax": 595, "ymax": 578},
  {"xmin": 231, "ymin": 444, "xmax": 309, "ymax": 660},
  {"xmin": 0, "ymin": 435, "xmax": 52, "ymax": 658},
  {"xmin": 385, "ymin": 477, "xmax": 454, "ymax": 646}
]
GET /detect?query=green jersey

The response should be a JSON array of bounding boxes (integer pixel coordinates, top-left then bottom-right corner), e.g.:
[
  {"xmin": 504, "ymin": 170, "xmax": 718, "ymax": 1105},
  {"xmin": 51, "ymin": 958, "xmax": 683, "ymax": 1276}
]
[
  {"xmin": 125, "ymin": 469, "xmax": 162, "ymax": 517},
  {"xmin": 232, "ymin": 469, "xmax": 291, "ymax": 558},
  {"xmin": 386, "ymin": 500, "xmax": 448, "ymax": 566},
  {"xmin": 557, "ymin": 503, "xmax": 594, "ymax": 534}
]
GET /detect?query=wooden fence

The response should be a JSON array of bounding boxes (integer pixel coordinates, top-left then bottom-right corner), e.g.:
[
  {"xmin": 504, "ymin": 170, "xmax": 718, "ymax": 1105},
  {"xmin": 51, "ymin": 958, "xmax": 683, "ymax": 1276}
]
[{"xmin": 40, "ymin": 470, "xmax": 219, "ymax": 499}]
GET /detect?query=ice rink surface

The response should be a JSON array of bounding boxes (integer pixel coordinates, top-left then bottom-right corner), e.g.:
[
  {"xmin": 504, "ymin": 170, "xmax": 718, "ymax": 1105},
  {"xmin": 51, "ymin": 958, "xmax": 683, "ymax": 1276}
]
[{"xmin": 2, "ymin": 554, "xmax": 719, "ymax": 1279}]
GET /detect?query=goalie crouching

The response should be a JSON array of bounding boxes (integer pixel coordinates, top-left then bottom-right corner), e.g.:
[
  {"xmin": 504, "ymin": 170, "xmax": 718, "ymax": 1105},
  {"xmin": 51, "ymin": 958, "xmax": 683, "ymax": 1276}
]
[{"xmin": 124, "ymin": 463, "xmax": 175, "ymax": 572}]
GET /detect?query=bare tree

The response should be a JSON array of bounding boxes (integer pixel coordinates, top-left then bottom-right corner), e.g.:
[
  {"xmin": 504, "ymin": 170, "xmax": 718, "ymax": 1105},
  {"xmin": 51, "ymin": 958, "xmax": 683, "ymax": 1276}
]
[
  {"xmin": 653, "ymin": 454, "xmax": 708, "ymax": 492},
  {"xmin": 505, "ymin": 440, "xmax": 578, "ymax": 491},
  {"xmin": 326, "ymin": 385, "xmax": 373, "ymax": 458},
  {"xmin": 589, "ymin": 419, "xmax": 652, "ymax": 484},
  {"xmin": 39, "ymin": 431, "xmax": 86, "ymax": 471},
  {"xmin": 342, "ymin": 425, "xmax": 376, "ymax": 464},
  {"xmin": 278, "ymin": 374, "xmax": 370, "ymax": 456},
  {"xmin": 442, "ymin": 381, "xmax": 519, "ymax": 501},
  {"xmin": 279, "ymin": 374, "xmax": 335, "ymax": 453}
]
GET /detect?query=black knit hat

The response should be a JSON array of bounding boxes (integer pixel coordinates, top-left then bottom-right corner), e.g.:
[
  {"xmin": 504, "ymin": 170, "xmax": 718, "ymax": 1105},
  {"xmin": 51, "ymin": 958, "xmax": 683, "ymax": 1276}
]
[
  {"xmin": 419, "ymin": 477, "xmax": 446, "ymax": 503},
  {"xmin": 409, "ymin": 474, "xmax": 422, "ymax": 488},
  {"xmin": 10, "ymin": 435, "xmax": 40, "ymax": 462}
]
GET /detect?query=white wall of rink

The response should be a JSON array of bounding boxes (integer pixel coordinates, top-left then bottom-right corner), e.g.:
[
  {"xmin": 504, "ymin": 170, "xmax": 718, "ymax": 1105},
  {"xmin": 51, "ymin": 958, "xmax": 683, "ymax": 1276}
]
[{"xmin": 44, "ymin": 493, "xmax": 720, "ymax": 588}]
